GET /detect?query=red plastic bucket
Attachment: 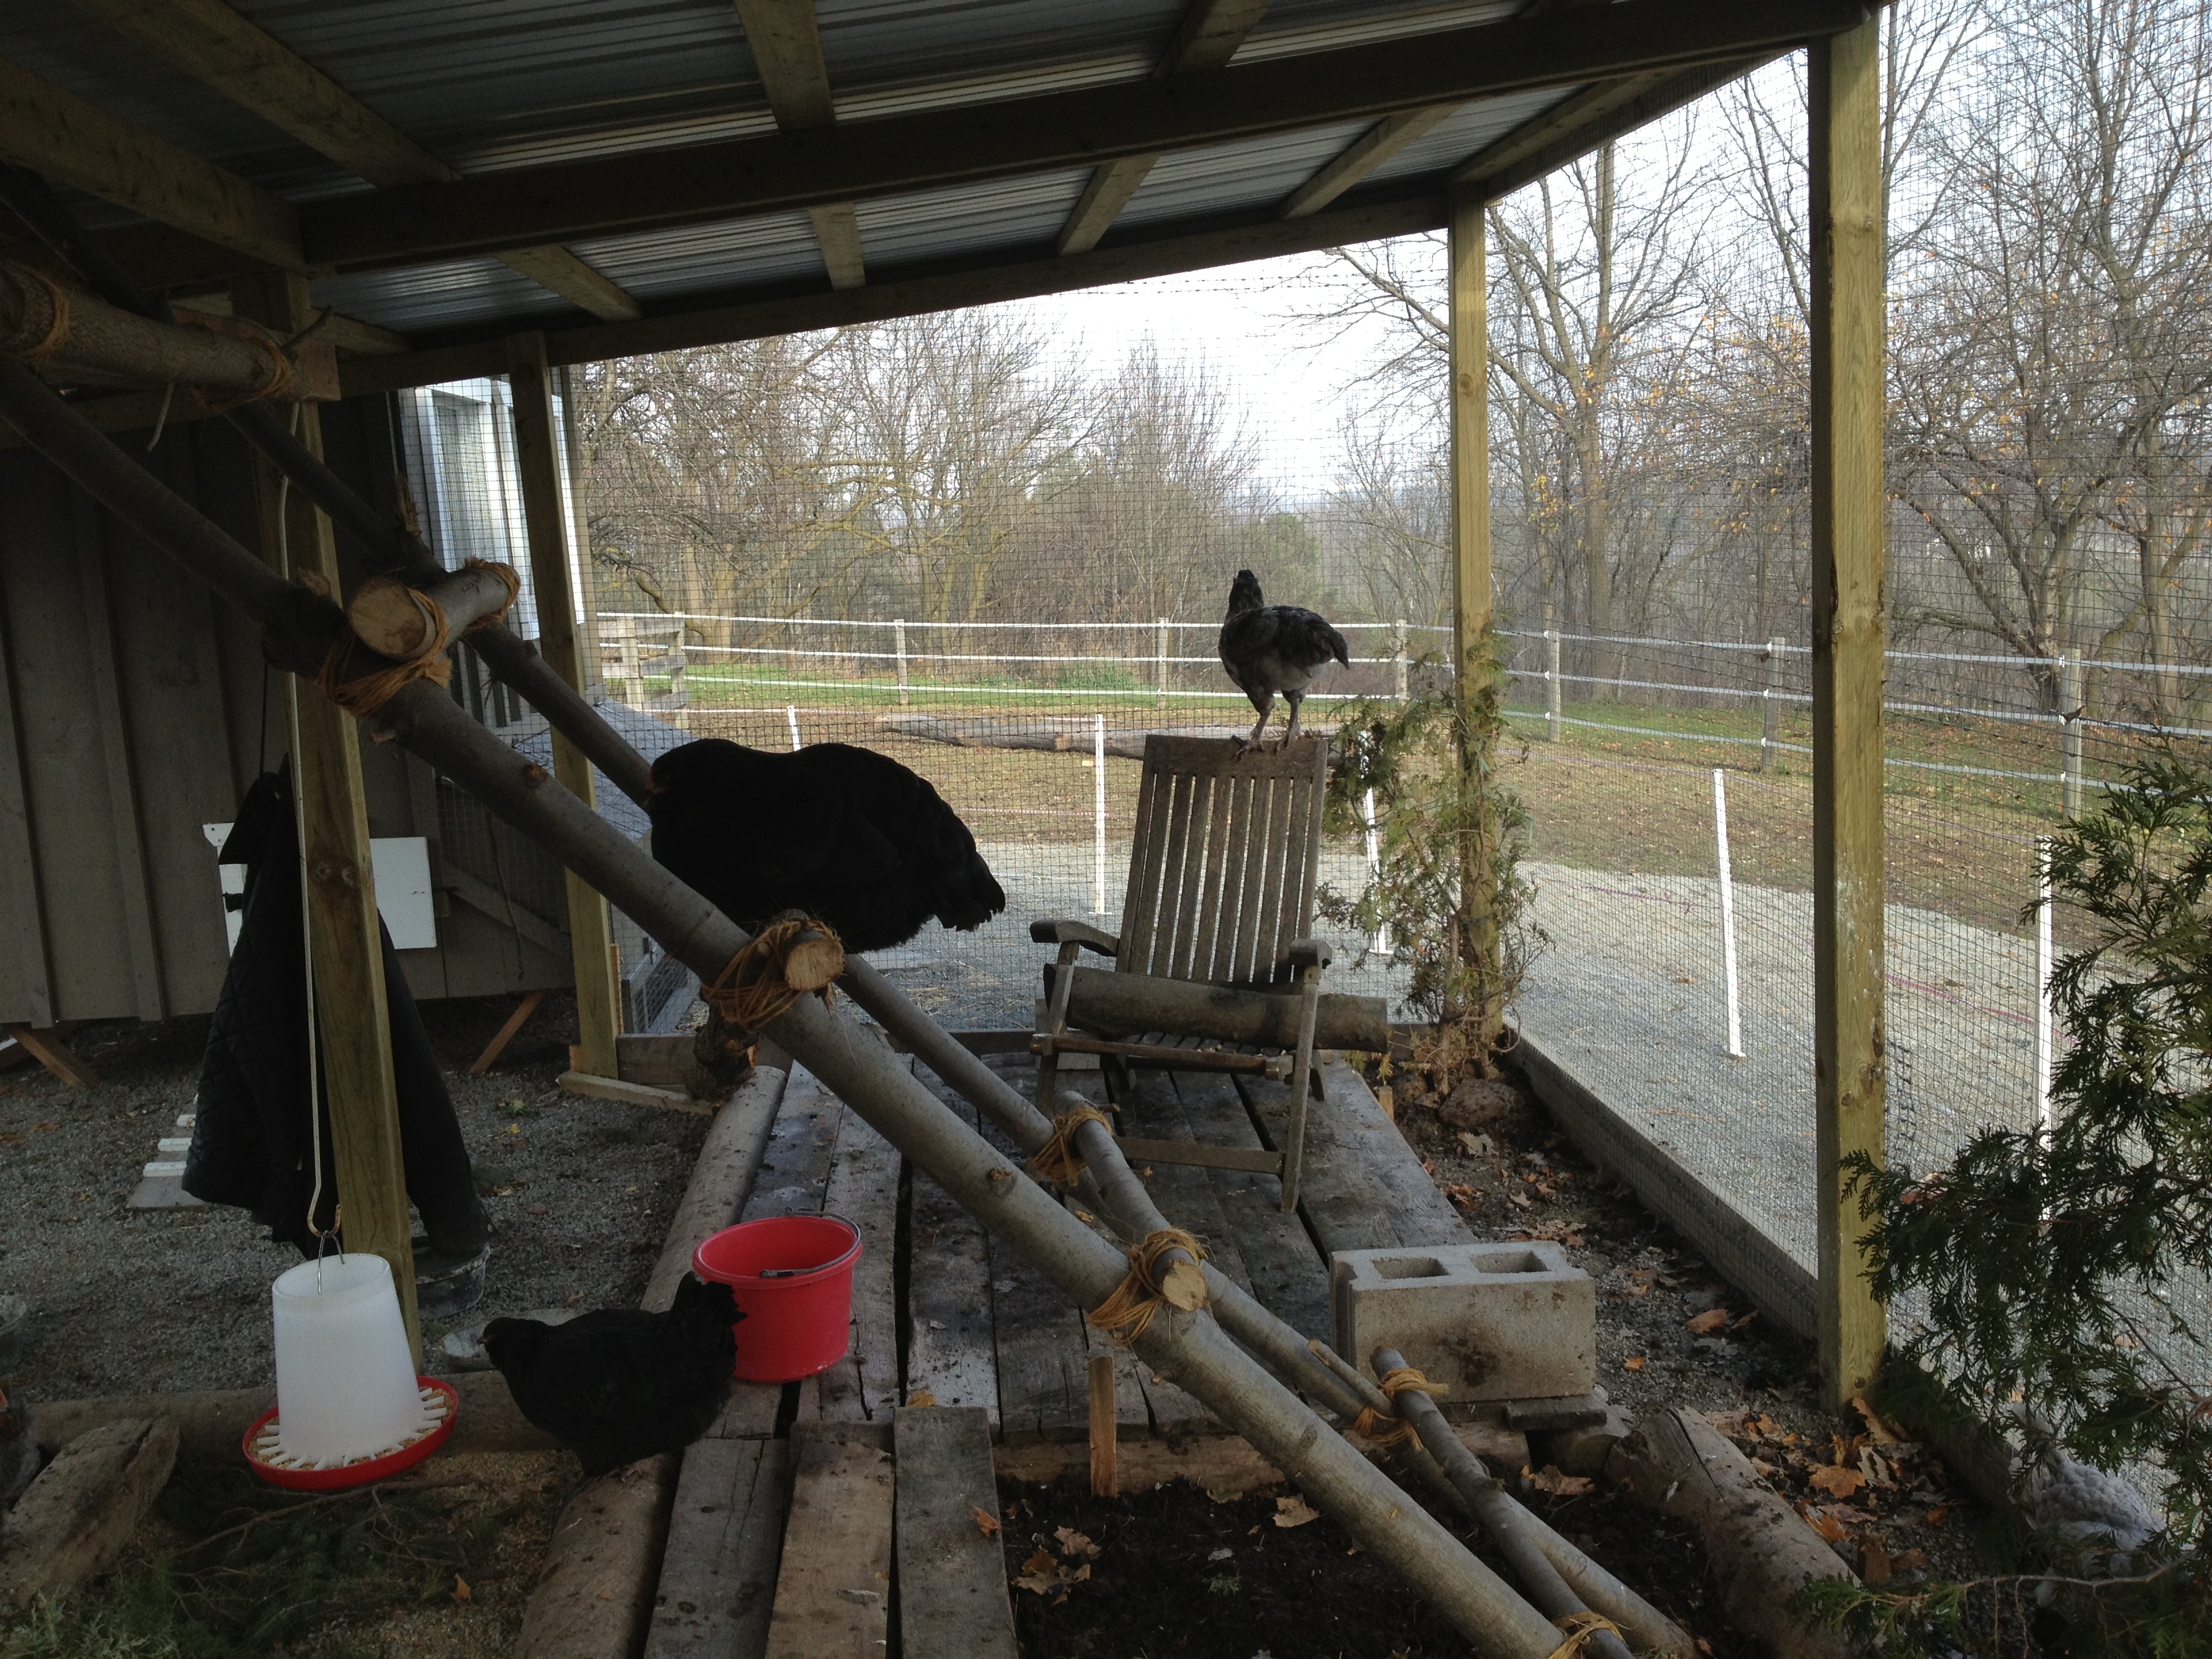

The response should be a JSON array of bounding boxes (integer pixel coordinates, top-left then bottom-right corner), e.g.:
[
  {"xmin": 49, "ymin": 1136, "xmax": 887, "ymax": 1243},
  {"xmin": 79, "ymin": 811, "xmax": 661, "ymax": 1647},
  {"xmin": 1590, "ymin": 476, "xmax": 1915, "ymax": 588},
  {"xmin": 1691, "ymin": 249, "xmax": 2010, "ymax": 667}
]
[{"xmin": 693, "ymin": 1214, "xmax": 862, "ymax": 1382}]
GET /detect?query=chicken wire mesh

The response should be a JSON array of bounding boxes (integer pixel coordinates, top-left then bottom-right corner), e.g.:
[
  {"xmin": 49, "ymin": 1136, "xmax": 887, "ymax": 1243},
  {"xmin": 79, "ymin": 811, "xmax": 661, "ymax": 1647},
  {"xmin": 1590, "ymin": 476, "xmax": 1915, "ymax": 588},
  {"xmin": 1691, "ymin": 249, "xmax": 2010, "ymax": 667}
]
[{"xmin": 382, "ymin": 0, "xmax": 2212, "ymax": 1450}]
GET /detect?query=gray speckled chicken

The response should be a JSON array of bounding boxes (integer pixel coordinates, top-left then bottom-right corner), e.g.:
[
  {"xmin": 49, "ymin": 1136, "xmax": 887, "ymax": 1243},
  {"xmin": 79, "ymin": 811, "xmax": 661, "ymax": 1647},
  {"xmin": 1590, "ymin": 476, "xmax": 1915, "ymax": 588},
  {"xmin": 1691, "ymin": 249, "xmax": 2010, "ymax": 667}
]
[
  {"xmin": 2004, "ymin": 1402, "xmax": 2158, "ymax": 1591},
  {"xmin": 0, "ymin": 1388, "xmax": 37, "ymax": 1540},
  {"xmin": 1217, "ymin": 569, "xmax": 1349, "ymax": 749}
]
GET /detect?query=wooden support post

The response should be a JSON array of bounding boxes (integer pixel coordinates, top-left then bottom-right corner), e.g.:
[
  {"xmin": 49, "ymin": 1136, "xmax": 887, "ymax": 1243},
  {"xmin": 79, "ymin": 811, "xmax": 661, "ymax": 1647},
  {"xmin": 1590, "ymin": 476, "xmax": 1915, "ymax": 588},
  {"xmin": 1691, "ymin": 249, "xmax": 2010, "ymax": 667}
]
[
  {"xmin": 1808, "ymin": 17, "xmax": 1887, "ymax": 1414},
  {"xmin": 470, "ymin": 987, "xmax": 548, "ymax": 1076},
  {"xmin": 1448, "ymin": 184, "xmax": 1502, "ymax": 1049},
  {"xmin": 507, "ymin": 331, "xmax": 621, "ymax": 1078},
  {"xmin": 1086, "ymin": 1353, "xmax": 1118, "ymax": 1497},
  {"xmin": 0, "ymin": 1024, "xmax": 97, "ymax": 1089},
  {"xmin": 232, "ymin": 270, "xmax": 419, "ymax": 1355}
]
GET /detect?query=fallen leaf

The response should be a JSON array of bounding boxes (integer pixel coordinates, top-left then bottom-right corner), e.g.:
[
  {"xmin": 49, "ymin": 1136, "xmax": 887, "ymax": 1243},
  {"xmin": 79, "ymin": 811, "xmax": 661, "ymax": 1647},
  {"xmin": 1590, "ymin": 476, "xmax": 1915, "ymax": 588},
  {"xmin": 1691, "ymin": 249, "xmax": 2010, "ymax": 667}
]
[
  {"xmin": 1799, "ymin": 1504, "xmax": 1850, "ymax": 1542},
  {"xmin": 1894, "ymin": 1547, "xmax": 1929, "ymax": 1572},
  {"xmin": 32, "ymin": 1121, "xmax": 57, "ymax": 1132},
  {"xmin": 1054, "ymin": 1526, "xmax": 1101, "ymax": 1559},
  {"xmin": 1807, "ymin": 1463, "xmax": 1866, "ymax": 1498},
  {"xmin": 1528, "ymin": 1465, "xmax": 1597, "ymax": 1496},
  {"xmin": 1860, "ymin": 1540, "xmax": 1891, "ymax": 1585},
  {"xmin": 451, "ymin": 1576, "xmax": 472, "ymax": 1603},
  {"xmin": 1750, "ymin": 1458, "xmax": 1777, "ymax": 1479},
  {"xmin": 1853, "ymin": 1397, "xmax": 1904, "ymax": 1445},
  {"xmin": 1273, "ymin": 1496, "xmax": 1321, "ymax": 1528},
  {"xmin": 970, "ymin": 1505, "xmax": 1001, "ymax": 1538},
  {"xmin": 1730, "ymin": 1310, "xmax": 1760, "ymax": 1332},
  {"xmin": 1925, "ymin": 1506, "xmax": 1948, "ymax": 1528},
  {"xmin": 1205, "ymin": 1486, "xmax": 1245, "ymax": 1503},
  {"xmin": 1685, "ymin": 1309, "xmax": 1729, "ymax": 1334},
  {"xmin": 906, "ymin": 1391, "xmax": 938, "ymax": 1408},
  {"xmin": 1207, "ymin": 1547, "xmax": 1233, "ymax": 1562},
  {"xmin": 1456, "ymin": 1130, "xmax": 1494, "ymax": 1156},
  {"xmin": 1622, "ymin": 1355, "xmax": 1647, "ymax": 1372},
  {"xmin": 1755, "ymin": 1414, "xmax": 1786, "ymax": 1439}
]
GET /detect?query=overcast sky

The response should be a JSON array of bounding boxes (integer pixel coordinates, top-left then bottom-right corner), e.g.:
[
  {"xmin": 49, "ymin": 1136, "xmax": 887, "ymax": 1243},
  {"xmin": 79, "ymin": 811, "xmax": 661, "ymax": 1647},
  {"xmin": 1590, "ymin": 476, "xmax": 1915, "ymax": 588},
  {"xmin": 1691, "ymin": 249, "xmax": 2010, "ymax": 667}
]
[{"xmin": 994, "ymin": 245, "xmax": 1427, "ymax": 499}]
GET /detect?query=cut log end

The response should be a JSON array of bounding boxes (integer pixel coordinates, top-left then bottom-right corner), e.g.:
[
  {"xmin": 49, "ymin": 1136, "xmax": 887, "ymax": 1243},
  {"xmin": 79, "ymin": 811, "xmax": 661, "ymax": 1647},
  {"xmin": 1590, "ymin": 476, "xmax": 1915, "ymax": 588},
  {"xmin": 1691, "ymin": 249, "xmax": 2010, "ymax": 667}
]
[
  {"xmin": 349, "ymin": 580, "xmax": 436, "ymax": 659},
  {"xmin": 1161, "ymin": 1258, "xmax": 1210, "ymax": 1313},
  {"xmin": 783, "ymin": 935, "xmax": 846, "ymax": 994}
]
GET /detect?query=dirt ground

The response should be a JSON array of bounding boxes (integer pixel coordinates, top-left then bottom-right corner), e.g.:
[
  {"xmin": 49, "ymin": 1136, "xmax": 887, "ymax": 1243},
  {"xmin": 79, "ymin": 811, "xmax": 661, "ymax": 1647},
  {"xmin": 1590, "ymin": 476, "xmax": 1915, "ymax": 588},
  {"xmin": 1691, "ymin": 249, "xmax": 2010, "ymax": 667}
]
[{"xmin": 0, "ymin": 992, "xmax": 705, "ymax": 1401}]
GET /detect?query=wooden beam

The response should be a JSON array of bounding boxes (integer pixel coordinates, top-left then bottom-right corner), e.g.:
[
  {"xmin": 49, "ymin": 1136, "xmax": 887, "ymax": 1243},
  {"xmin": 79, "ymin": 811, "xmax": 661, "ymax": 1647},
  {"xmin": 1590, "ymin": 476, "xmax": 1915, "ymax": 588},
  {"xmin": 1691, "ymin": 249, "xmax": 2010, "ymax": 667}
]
[
  {"xmin": 506, "ymin": 330, "xmax": 621, "ymax": 1080},
  {"xmin": 1454, "ymin": 58, "xmax": 1769, "ymax": 204},
  {"xmin": 731, "ymin": 1, "xmax": 867, "ymax": 291},
  {"xmin": 1281, "ymin": 104, "xmax": 1454, "ymax": 220},
  {"xmin": 233, "ymin": 267, "xmax": 418, "ymax": 1355},
  {"xmin": 1807, "ymin": 16, "xmax": 1886, "ymax": 1412},
  {"xmin": 1448, "ymin": 184, "xmax": 1502, "ymax": 1047},
  {"xmin": 0, "ymin": 573, "xmax": 54, "ymax": 1026},
  {"xmin": 342, "ymin": 184, "xmax": 1448, "ymax": 397},
  {"xmin": 170, "ymin": 291, "xmax": 409, "ymax": 356},
  {"xmin": 298, "ymin": 0, "xmax": 1871, "ymax": 268},
  {"xmin": 67, "ymin": 0, "xmax": 639, "ymax": 320},
  {"xmin": 0, "ymin": 56, "xmax": 302, "ymax": 270},
  {"xmin": 469, "ymin": 987, "xmax": 548, "ymax": 1076},
  {"xmin": 0, "ymin": 1023, "xmax": 96, "ymax": 1088},
  {"xmin": 1058, "ymin": 0, "xmax": 1273, "ymax": 255}
]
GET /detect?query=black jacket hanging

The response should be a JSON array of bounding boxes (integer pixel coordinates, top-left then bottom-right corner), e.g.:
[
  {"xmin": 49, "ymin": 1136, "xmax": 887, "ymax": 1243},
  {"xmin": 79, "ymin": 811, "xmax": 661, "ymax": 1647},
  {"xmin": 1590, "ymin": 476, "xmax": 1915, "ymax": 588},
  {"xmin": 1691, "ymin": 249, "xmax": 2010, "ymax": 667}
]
[{"xmin": 184, "ymin": 764, "xmax": 488, "ymax": 1259}]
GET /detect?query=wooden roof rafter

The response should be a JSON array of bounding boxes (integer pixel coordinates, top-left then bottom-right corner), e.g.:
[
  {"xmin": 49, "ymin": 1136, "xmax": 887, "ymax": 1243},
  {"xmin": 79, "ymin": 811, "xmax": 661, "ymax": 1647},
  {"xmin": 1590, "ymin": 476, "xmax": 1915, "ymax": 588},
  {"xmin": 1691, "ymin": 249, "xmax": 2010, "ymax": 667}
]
[
  {"xmin": 58, "ymin": 0, "xmax": 642, "ymax": 322},
  {"xmin": 731, "ymin": 0, "xmax": 867, "ymax": 292}
]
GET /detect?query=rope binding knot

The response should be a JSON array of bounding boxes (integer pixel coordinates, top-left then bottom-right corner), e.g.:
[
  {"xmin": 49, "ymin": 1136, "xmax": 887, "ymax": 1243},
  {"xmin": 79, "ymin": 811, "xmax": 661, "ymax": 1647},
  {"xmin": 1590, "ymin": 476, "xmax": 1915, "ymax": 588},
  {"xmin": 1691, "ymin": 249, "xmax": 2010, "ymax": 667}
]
[
  {"xmin": 316, "ymin": 622, "xmax": 452, "ymax": 717},
  {"xmin": 1030, "ymin": 1104, "xmax": 1112, "ymax": 1186},
  {"xmin": 460, "ymin": 558, "xmax": 523, "ymax": 632},
  {"xmin": 1351, "ymin": 1364, "xmax": 1444, "ymax": 1448},
  {"xmin": 1087, "ymin": 1228, "xmax": 1207, "ymax": 1345},
  {"xmin": 1544, "ymin": 1613, "xmax": 1622, "ymax": 1659},
  {"xmin": 703, "ymin": 916, "xmax": 845, "ymax": 1032}
]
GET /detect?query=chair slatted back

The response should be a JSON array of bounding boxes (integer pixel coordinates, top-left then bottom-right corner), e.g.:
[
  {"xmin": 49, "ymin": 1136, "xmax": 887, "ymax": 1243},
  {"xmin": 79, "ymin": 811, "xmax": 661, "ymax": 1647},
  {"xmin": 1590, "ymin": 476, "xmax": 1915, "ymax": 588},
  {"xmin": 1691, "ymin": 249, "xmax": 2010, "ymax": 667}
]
[{"xmin": 1116, "ymin": 735, "xmax": 1328, "ymax": 990}]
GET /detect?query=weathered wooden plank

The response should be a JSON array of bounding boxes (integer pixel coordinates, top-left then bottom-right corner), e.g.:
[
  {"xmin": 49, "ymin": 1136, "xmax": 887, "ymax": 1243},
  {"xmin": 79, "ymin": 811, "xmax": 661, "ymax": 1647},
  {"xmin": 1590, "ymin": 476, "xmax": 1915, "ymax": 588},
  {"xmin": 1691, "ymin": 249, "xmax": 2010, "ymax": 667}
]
[
  {"xmin": 1174, "ymin": 1071, "xmax": 1334, "ymax": 1342},
  {"xmin": 969, "ymin": 1079, "xmax": 1092, "ymax": 1443},
  {"xmin": 905, "ymin": 1072, "xmax": 1001, "ymax": 1422},
  {"xmin": 71, "ymin": 494, "xmax": 163, "ymax": 1019},
  {"xmin": 818, "ymin": 1105, "xmax": 902, "ymax": 1423},
  {"xmin": 1809, "ymin": 14, "xmax": 1888, "ymax": 1412},
  {"xmin": 710, "ymin": 1066, "xmax": 847, "ymax": 1439},
  {"xmin": 761, "ymin": 1428, "xmax": 896, "ymax": 1659},
  {"xmin": 0, "ymin": 1418, "xmax": 178, "ymax": 1610},
  {"xmin": 1240, "ymin": 1057, "xmax": 1472, "ymax": 1256},
  {"xmin": 643, "ymin": 1437, "xmax": 791, "ymax": 1659},
  {"xmin": 895, "ymin": 1406, "xmax": 1018, "ymax": 1659}
]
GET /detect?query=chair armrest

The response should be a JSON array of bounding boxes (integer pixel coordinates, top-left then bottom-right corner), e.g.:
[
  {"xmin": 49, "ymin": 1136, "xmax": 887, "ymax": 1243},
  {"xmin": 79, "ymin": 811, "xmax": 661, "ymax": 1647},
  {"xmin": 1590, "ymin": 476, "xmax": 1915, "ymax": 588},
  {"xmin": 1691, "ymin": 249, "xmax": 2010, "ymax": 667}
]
[
  {"xmin": 1287, "ymin": 938, "xmax": 1334, "ymax": 971},
  {"xmin": 1031, "ymin": 918, "xmax": 1122, "ymax": 956}
]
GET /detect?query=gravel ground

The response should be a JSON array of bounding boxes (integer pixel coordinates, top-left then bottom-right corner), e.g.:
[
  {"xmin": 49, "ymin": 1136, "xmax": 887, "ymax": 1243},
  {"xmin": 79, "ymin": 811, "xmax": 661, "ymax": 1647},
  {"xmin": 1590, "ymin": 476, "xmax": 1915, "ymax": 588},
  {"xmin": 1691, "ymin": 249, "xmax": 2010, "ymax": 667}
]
[{"xmin": 0, "ymin": 991, "xmax": 705, "ymax": 1401}]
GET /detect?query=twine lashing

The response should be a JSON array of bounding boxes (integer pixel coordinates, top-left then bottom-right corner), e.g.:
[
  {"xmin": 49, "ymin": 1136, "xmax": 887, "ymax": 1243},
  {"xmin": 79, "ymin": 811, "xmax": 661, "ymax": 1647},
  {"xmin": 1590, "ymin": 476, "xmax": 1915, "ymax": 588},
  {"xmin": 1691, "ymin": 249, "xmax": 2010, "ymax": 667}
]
[
  {"xmin": 1544, "ymin": 1613, "xmax": 1622, "ymax": 1659},
  {"xmin": 351, "ymin": 574, "xmax": 453, "ymax": 662},
  {"xmin": 1030, "ymin": 1104, "xmax": 1111, "ymax": 1185},
  {"xmin": 461, "ymin": 559, "xmax": 522, "ymax": 632},
  {"xmin": 315, "ymin": 619, "xmax": 451, "ymax": 717},
  {"xmin": 703, "ymin": 917, "xmax": 844, "ymax": 1031},
  {"xmin": 1351, "ymin": 1407, "xmax": 1420, "ymax": 1448},
  {"xmin": 1378, "ymin": 1365, "xmax": 1447, "ymax": 1402},
  {"xmin": 197, "ymin": 328, "xmax": 293, "ymax": 412},
  {"xmin": 1087, "ymin": 1228, "xmax": 1207, "ymax": 1345}
]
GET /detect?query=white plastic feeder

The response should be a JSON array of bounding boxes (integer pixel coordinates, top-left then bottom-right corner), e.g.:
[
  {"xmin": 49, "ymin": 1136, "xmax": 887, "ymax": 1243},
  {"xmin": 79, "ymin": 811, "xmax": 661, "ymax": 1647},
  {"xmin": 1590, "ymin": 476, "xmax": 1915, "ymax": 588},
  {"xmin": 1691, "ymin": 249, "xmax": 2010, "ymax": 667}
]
[{"xmin": 269, "ymin": 1253, "xmax": 428, "ymax": 1465}]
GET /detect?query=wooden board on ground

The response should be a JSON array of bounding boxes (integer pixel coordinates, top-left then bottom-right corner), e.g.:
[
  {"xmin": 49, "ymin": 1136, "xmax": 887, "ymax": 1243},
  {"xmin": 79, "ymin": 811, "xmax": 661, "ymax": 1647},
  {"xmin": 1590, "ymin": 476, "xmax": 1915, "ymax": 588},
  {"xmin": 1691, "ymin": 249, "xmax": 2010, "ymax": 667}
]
[
  {"xmin": 905, "ymin": 1071, "xmax": 1000, "ymax": 1422},
  {"xmin": 1173, "ymin": 1070, "xmax": 1336, "ymax": 1341},
  {"xmin": 818, "ymin": 1102, "xmax": 902, "ymax": 1424},
  {"xmin": 894, "ymin": 1406, "xmax": 1018, "ymax": 1659},
  {"xmin": 0, "ymin": 1418, "xmax": 177, "ymax": 1610},
  {"xmin": 644, "ymin": 1437, "xmax": 791, "ymax": 1659},
  {"xmin": 1241, "ymin": 1057, "xmax": 1473, "ymax": 1254},
  {"xmin": 761, "ymin": 1426, "xmax": 896, "ymax": 1659},
  {"xmin": 974, "ymin": 1066, "xmax": 1110, "ymax": 1442},
  {"xmin": 711, "ymin": 1067, "xmax": 849, "ymax": 1439}
]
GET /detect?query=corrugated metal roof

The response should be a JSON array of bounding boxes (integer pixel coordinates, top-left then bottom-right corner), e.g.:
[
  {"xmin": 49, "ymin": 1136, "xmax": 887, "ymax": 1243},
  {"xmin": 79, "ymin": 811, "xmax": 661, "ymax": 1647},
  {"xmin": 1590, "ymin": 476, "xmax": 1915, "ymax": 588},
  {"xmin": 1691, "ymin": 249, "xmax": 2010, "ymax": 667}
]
[{"xmin": 0, "ymin": 1, "xmax": 1700, "ymax": 343}]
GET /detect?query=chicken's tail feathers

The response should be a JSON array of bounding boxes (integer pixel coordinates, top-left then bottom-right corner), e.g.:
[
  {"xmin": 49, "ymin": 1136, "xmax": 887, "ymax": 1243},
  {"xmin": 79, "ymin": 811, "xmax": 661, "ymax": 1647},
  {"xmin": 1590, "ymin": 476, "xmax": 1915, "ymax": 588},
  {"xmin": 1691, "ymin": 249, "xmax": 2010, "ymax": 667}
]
[
  {"xmin": 1327, "ymin": 623, "xmax": 1351, "ymax": 670},
  {"xmin": 935, "ymin": 854, "xmax": 1008, "ymax": 933}
]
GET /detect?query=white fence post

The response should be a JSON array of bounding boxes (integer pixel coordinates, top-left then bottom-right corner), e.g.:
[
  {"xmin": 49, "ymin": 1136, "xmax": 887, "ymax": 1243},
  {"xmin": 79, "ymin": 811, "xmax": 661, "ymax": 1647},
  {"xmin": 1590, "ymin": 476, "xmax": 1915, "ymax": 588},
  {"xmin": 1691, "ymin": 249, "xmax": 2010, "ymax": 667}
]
[
  {"xmin": 2035, "ymin": 838, "xmax": 2054, "ymax": 1141},
  {"xmin": 786, "ymin": 705, "xmax": 802, "ymax": 752},
  {"xmin": 617, "ymin": 615, "xmax": 640, "ymax": 701},
  {"xmin": 1713, "ymin": 766, "xmax": 1744, "ymax": 1060},
  {"xmin": 1156, "ymin": 618, "xmax": 1170, "ymax": 709},
  {"xmin": 1393, "ymin": 620, "xmax": 1408, "ymax": 701},
  {"xmin": 1363, "ymin": 786, "xmax": 1389, "ymax": 956},
  {"xmin": 1544, "ymin": 628, "xmax": 1561, "ymax": 741},
  {"xmin": 893, "ymin": 619, "xmax": 909, "ymax": 706},
  {"xmin": 2058, "ymin": 654, "xmax": 2083, "ymax": 818},
  {"xmin": 1761, "ymin": 638, "xmax": 1782, "ymax": 773},
  {"xmin": 1093, "ymin": 714, "xmax": 1108, "ymax": 916}
]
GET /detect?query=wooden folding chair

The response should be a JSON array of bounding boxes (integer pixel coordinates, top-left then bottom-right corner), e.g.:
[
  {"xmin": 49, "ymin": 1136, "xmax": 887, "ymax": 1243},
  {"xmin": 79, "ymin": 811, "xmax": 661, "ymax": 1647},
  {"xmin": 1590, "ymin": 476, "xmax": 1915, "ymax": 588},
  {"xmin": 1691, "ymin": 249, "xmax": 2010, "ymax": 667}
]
[{"xmin": 1031, "ymin": 733, "xmax": 1360, "ymax": 1212}]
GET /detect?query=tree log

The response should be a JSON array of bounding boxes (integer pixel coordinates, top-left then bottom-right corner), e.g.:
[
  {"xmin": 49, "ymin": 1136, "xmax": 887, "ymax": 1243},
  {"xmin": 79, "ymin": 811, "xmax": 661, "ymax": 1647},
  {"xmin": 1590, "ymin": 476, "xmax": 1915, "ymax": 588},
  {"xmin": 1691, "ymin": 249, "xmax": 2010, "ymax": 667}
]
[
  {"xmin": 0, "ymin": 260, "xmax": 333, "ymax": 400},
  {"xmin": 0, "ymin": 1418, "xmax": 178, "ymax": 1609},
  {"xmin": 518, "ymin": 1454, "xmax": 678, "ymax": 1659},
  {"xmin": 1042, "ymin": 962, "xmax": 1391, "ymax": 1052},
  {"xmin": 348, "ymin": 562, "xmax": 520, "ymax": 660},
  {"xmin": 0, "ymin": 359, "xmax": 1565, "ymax": 1659},
  {"xmin": 1607, "ymin": 1408, "xmax": 1858, "ymax": 1659}
]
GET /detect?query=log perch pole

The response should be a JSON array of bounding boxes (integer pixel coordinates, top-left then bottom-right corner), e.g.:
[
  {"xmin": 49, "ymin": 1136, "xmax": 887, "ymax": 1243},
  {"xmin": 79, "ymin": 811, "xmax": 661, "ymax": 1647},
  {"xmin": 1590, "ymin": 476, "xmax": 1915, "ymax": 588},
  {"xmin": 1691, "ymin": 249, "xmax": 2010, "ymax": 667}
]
[{"xmin": 0, "ymin": 358, "xmax": 1564, "ymax": 1659}]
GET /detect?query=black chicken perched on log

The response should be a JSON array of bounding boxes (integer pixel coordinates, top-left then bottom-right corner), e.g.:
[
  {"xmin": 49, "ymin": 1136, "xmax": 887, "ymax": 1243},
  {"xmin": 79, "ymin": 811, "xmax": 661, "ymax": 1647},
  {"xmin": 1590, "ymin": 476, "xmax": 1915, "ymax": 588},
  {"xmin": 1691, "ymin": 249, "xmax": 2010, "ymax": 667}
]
[
  {"xmin": 1218, "ymin": 569, "xmax": 1350, "ymax": 748},
  {"xmin": 644, "ymin": 737, "xmax": 1006, "ymax": 954},
  {"xmin": 483, "ymin": 1275, "xmax": 741, "ymax": 1477}
]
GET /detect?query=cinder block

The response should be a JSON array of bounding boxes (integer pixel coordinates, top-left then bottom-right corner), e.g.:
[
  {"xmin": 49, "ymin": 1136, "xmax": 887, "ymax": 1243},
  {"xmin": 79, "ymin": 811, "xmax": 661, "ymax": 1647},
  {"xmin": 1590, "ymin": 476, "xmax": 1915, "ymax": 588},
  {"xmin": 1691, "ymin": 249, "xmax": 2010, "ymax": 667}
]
[{"xmin": 1331, "ymin": 1242, "xmax": 1594, "ymax": 1402}]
